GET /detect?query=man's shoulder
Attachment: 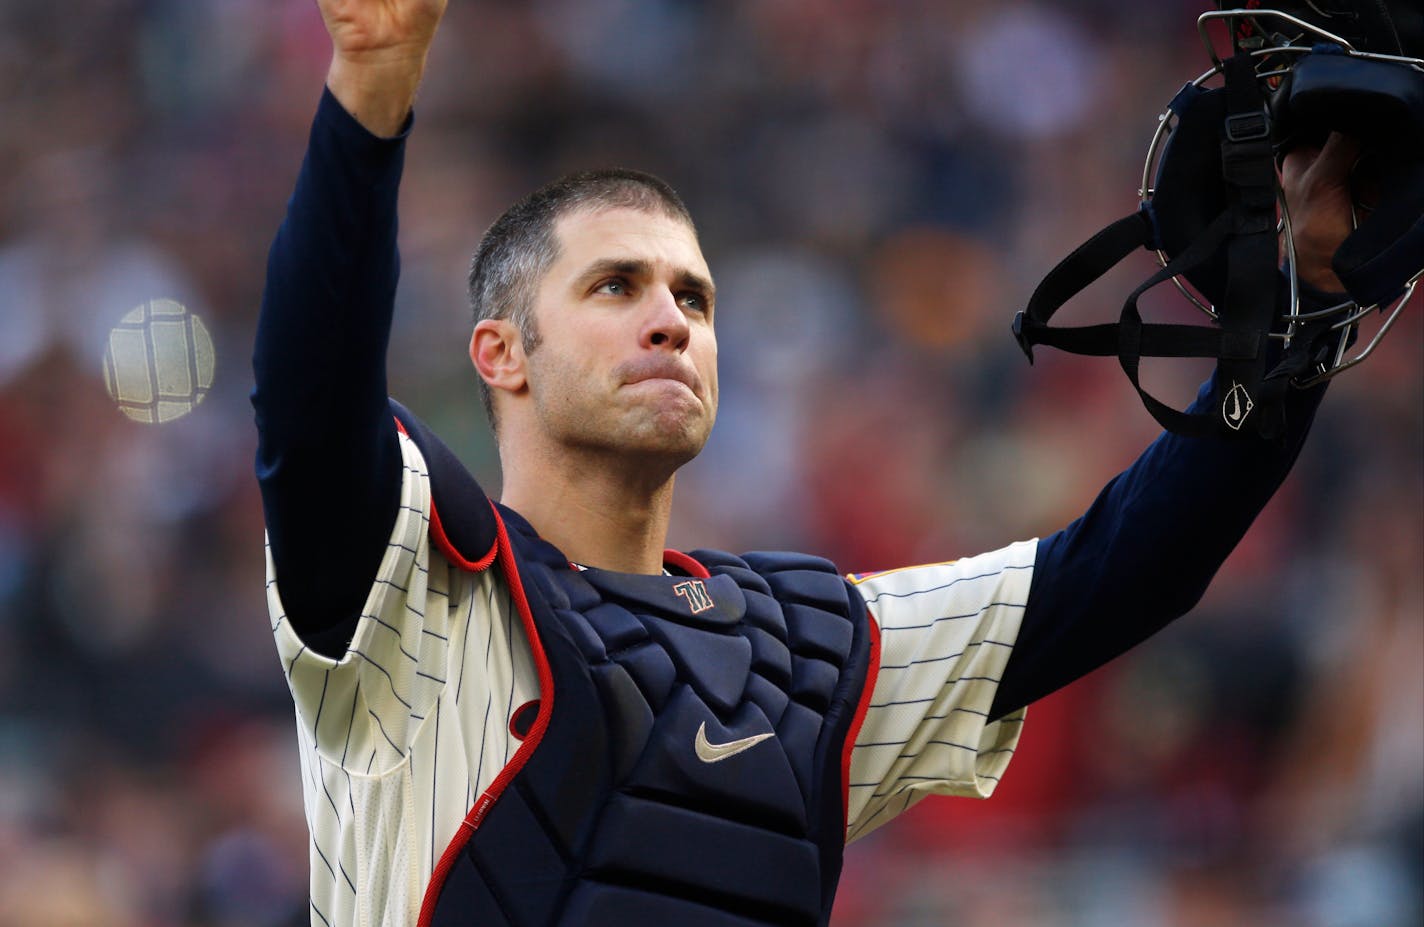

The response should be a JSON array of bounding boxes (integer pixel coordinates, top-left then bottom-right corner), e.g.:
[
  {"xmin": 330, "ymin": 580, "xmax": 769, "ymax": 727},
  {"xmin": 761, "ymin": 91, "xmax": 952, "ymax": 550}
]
[{"xmin": 390, "ymin": 399, "xmax": 498, "ymax": 570}]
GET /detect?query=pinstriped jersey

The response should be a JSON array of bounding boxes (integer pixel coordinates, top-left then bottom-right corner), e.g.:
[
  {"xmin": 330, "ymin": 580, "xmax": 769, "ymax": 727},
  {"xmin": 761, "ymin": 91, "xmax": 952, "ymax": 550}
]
[
  {"xmin": 267, "ymin": 430, "xmax": 1032, "ymax": 927},
  {"xmin": 845, "ymin": 558, "xmax": 1031, "ymax": 842}
]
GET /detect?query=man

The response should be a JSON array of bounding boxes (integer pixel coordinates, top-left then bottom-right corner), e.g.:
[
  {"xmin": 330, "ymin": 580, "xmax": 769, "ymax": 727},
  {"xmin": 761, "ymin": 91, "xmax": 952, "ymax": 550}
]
[{"xmin": 252, "ymin": 2, "xmax": 1358, "ymax": 925}]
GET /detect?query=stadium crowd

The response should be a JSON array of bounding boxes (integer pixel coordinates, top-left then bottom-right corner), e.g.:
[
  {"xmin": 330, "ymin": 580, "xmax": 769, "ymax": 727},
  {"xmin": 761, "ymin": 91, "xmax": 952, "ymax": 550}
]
[{"xmin": 0, "ymin": 1, "xmax": 1418, "ymax": 924}]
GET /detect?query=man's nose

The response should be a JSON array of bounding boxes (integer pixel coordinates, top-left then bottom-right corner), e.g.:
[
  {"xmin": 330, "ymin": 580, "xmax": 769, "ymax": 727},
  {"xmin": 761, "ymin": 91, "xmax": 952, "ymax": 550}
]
[{"xmin": 642, "ymin": 287, "xmax": 691, "ymax": 351}]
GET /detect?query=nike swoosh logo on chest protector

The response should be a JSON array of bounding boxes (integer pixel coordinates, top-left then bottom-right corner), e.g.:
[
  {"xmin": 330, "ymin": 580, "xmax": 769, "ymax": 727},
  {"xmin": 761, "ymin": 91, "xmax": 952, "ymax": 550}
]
[{"xmin": 694, "ymin": 722, "xmax": 775, "ymax": 763}]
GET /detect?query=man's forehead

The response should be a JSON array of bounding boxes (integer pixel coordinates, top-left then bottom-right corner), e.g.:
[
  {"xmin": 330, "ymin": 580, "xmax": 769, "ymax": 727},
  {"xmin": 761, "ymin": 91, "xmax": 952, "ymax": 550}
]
[{"xmin": 554, "ymin": 206, "xmax": 707, "ymax": 270}]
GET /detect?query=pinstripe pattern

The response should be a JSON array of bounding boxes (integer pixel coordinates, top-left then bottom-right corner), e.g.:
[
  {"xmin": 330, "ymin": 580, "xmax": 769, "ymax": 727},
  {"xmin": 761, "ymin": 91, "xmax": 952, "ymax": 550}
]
[
  {"xmin": 269, "ymin": 432, "xmax": 537, "ymax": 927},
  {"xmin": 844, "ymin": 543, "xmax": 1034, "ymax": 843},
  {"xmin": 267, "ymin": 435, "xmax": 1034, "ymax": 925}
]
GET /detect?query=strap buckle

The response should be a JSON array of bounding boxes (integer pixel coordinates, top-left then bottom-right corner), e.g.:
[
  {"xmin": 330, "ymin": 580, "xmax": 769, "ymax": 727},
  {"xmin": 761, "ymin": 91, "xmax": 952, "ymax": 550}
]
[
  {"xmin": 1224, "ymin": 109, "xmax": 1269, "ymax": 142},
  {"xmin": 1011, "ymin": 310, "xmax": 1035, "ymax": 362}
]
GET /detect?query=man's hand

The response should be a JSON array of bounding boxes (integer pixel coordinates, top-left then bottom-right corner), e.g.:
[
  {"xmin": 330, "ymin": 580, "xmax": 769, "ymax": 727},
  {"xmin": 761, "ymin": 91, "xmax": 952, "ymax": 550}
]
[
  {"xmin": 316, "ymin": 0, "xmax": 449, "ymax": 137},
  {"xmin": 1281, "ymin": 133, "xmax": 1361, "ymax": 294}
]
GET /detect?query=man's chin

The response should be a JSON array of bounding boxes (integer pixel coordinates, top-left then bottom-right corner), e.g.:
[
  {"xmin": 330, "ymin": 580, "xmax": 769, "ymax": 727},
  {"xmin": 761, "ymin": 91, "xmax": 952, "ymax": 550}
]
[
  {"xmin": 633, "ymin": 424, "xmax": 711, "ymax": 466},
  {"xmin": 606, "ymin": 413, "xmax": 712, "ymax": 468},
  {"xmin": 553, "ymin": 398, "xmax": 714, "ymax": 468}
]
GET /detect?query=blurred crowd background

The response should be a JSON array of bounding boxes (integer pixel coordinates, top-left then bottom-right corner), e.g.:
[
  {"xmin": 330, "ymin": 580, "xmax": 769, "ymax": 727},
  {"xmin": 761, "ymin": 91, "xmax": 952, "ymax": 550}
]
[{"xmin": 1, "ymin": 1, "xmax": 1419, "ymax": 924}]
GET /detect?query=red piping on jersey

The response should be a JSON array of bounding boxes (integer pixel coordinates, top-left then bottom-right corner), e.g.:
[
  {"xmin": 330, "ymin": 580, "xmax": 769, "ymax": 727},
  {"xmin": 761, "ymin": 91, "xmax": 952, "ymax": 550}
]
[
  {"xmin": 508, "ymin": 700, "xmax": 539, "ymax": 741},
  {"xmin": 428, "ymin": 503, "xmax": 498, "ymax": 571},
  {"xmin": 841, "ymin": 608, "xmax": 882, "ymax": 831},
  {"xmin": 416, "ymin": 503, "xmax": 554, "ymax": 927},
  {"xmin": 662, "ymin": 549, "xmax": 711, "ymax": 579},
  {"xmin": 393, "ymin": 419, "xmax": 498, "ymax": 572}
]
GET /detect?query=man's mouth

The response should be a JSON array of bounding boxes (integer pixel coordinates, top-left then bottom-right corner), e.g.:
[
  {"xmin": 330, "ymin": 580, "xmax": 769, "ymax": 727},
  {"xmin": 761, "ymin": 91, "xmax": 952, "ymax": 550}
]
[{"xmin": 621, "ymin": 361, "xmax": 700, "ymax": 396}]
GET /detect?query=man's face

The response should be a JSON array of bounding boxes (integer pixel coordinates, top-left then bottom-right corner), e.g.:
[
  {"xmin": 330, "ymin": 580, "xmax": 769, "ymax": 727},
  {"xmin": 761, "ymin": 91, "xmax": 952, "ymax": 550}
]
[{"xmin": 520, "ymin": 205, "xmax": 718, "ymax": 469}]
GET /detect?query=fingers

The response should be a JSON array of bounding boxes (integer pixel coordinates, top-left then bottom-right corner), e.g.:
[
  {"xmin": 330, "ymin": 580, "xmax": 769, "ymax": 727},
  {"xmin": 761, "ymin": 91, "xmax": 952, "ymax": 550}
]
[
  {"xmin": 318, "ymin": 0, "xmax": 449, "ymax": 136},
  {"xmin": 317, "ymin": 0, "xmax": 448, "ymax": 57},
  {"xmin": 1284, "ymin": 132, "xmax": 1362, "ymax": 188},
  {"xmin": 1280, "ymin": 132, "xmax": 1361, "ymax": 293},
  {"xmin": 1312, "ymin": 132, "xmax": 1363, "ymax": 184},
  {"xmin": 1280, "ymin": 144, "xmax": 1318, "ymax": 194}
]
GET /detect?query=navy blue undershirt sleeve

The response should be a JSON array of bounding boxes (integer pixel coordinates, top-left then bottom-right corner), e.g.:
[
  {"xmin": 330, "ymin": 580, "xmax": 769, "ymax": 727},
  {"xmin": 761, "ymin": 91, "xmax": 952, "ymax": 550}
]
[
  {"xmin": 251, "ymin": 88, "xmax": 410, "ymax": 656},
  {"xmin": 990, "ymin": 372, "xmax": 1326, "ymax": 720}
]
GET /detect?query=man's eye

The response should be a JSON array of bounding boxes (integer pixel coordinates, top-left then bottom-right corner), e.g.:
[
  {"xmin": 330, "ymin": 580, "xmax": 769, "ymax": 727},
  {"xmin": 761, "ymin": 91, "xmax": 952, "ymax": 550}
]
[
  {"xmin": 596, "ymin": 279, "xmax": 628, "ymax": 296},
  {"xmin": 679, "ymin": 293, "xmax": 707, "ymax": 312}
]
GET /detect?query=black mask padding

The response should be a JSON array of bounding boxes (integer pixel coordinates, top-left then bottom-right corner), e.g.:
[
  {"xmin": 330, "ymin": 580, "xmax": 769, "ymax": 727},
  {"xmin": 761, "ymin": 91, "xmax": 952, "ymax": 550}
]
[
  {"xmin": 1276, "ymin": 53, "xmax": 1424, "ymax": 148},
  {"xmin": 1149, "ymin": 86, "xmax": 1233, "ymax": 307},
  {"xmin": 1336, "ymin": 150, "xmax": 1424, "ymax": 305},
  {"xmin": 1392, "ymin": 4, "xmax": 1424, "ymax": 58},
  {"xmin": 1278, "ymin": 53, "xmax": 1424, "ymax": 305}
]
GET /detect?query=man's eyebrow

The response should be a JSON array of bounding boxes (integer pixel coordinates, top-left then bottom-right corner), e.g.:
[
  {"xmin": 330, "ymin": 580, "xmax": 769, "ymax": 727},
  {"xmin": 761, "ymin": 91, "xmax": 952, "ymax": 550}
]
[
  {"xmin": 677, "ymin": 270, "xmax": 716, "ymax": 302},
  {"xmin": 580, "ymin": 258, "xmax": 652, "ymax": 281}
]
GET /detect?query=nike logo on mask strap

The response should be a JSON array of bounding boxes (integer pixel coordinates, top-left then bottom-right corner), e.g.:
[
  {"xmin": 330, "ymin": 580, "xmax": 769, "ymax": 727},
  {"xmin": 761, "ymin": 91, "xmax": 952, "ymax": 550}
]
[{"xmin": 694, "ymin": 723, "xmax": 774, "ymax": 764}]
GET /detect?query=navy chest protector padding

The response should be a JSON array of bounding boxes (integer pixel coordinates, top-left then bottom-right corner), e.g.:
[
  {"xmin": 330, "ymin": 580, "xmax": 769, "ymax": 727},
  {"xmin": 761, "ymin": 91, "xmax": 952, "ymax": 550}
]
[{"xmin": 390, "ymin": 403, "xmax": 876, "ymax": 927}]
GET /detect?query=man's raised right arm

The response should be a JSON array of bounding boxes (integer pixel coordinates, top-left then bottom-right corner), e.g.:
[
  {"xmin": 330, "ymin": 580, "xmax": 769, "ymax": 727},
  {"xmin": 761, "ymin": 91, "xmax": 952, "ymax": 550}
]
[{"xmin": 251, "ymin": 0, "xmax": 447, "ymax": 656}]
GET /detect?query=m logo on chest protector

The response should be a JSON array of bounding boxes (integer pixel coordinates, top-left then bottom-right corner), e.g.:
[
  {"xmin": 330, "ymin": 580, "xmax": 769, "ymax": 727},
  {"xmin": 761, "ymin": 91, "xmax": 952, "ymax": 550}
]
[{"xmin": 673, "ymin": 579, "xmax": 715, "ymax": 614}]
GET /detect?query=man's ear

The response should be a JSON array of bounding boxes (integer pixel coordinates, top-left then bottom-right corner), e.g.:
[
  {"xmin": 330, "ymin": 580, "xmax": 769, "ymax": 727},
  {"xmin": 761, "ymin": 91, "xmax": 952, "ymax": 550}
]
[{"xmin": 470, "ymin": 319, "xmax": 528, "ymax": 395}]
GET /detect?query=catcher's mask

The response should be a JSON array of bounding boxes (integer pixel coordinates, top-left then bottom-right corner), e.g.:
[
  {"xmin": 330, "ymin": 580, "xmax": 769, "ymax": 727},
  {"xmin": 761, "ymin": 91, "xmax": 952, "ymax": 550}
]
[{"xmin": 1013, "ymin": 2, "xmax": 1423, "ymax": 438}]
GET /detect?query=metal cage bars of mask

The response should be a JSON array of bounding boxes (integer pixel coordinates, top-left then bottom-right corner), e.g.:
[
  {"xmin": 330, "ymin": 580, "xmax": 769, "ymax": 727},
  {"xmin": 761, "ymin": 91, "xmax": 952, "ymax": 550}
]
[{"xmin": 1138, "ymin": 8, "xmax": 1423, "ymax": 387}]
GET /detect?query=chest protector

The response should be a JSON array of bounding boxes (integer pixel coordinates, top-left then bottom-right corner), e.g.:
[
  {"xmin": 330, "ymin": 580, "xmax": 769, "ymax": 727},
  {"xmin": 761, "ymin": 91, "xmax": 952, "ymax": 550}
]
[{"xmin": 392, "ymin": 403, "xmax": 879, "ymax": 927}]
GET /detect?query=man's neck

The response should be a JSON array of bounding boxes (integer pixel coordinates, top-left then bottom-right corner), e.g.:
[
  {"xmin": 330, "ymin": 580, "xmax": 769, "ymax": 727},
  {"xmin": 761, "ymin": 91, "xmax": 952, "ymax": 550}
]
[{"xmin": 499, "ymin": 449, "xmax": 677, "ymax": 576}]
